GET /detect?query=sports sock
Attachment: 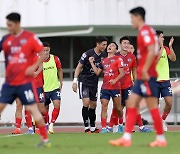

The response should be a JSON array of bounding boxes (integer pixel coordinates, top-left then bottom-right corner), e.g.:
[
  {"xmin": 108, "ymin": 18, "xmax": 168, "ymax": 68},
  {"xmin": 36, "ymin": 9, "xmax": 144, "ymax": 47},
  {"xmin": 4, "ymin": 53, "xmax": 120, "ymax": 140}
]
[
  {"xmin": 125, "ymin": 108, "xmax": 137, "ymax": 133},
  {"xmin": 43, "ymin": 111, "xmax": 49, "ymax": 124},
  {"xmin": 123, "ymin": 132, "xmax": 131, "ymax": 140},
  {"xmin": 156, "ymin": 135, "xmax": 166, "ymax": 141},
  {"xmin": 16, "ymin": 118, "xmax": 22, "ymax": 129},
  {"xmin": 136, "ymin": 114, "xmax": 144, "ymax": 127},
  {"xmin": 109, "ymin": 109, "xmax": 119, "ymax": 127},
  {"xmin": 51, "ymin": 108, "xmax": 60, "ymax": 123},
  {"xmin": 25, "ymin": 110, "xmax": 32, "ymax": 128},
  {"xmin": 39, "ymin": 125, "xmax": 48, "ymax": 142},
  {"xmin": 82, "ymin": 106, "xmax": 89, "ymax": 127},
  {"xmin": 162, "ymin": 112, "xmax": 169, "ymax": 121},
  {"xmin": 150, "ymin": 108, "xmax": 163, "ymax": 135},
  {"xmin": 101, "ymin": 118, "xmax": 107, "ymax": 128},
  {"xmin": 89, "ymin": 108, "xmax": 96, "ymax": 128},
  {"xmin": 119, "ymin": 117, "xmax": 123, "ymax": 125}
]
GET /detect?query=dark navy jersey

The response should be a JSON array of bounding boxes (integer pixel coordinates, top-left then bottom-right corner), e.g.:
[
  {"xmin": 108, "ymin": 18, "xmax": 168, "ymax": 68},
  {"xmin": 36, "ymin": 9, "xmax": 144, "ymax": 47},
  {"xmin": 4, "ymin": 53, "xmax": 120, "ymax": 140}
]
[{"xmin": 78, "ymin": 48, "xmax": 107, "ymax": 86}]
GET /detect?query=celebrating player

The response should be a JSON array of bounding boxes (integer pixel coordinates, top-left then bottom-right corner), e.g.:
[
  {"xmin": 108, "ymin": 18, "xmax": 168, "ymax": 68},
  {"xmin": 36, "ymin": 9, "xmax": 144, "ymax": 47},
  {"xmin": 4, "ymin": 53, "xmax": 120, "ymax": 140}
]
[
  {"xmin": 89, "ymin": 42, "xmax": 124, "ymax": 133},
  {"xmin": 156, "ymin": 30, "xmax": 176, "ymax": 131},
  {"xmin": 108, "ymin": 36, "xmax": 152, "ymax": 133},
  {"xmin": 129, "ymin": 43, "xmax": 135, "ymax": 54},
  {"xmin": 72, "ymin": 36, "xmax": 107, "ymax": 133},
  {"xmin": 0, "ymin": 13, "xmax": 50, "ymax": 147},
  {"xmin": 109, "ymin": 7, "xmax": 167, "ymax": 147},
  {"xmin": 42, "ymin": 42, "xmax": 63, "ymax": 134}
]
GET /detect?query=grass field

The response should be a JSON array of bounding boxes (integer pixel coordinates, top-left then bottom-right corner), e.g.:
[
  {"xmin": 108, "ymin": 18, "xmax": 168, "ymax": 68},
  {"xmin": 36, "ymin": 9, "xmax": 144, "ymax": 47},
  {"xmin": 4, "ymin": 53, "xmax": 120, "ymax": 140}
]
[{"xmin": 0, "ymin": 132, "xmax": 180, "ymax": 154}]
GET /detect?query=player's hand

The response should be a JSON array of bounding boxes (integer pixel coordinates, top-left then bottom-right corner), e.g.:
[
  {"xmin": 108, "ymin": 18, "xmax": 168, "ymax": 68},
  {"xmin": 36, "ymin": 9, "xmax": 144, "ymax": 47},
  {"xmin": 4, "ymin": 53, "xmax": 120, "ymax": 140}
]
[
  {"xmin": 33, "ymin": 72, "xmax": 38, "ymax": 78},
  {"xmin": 169, "ymin": 37, "xmax": 174, "ymax": 48},
  {"xmin": 109, "ymin": 79, "xmax": 117, "ymax": 85},
  {"xmin": 142, "ymin": 69, "xmax": 150, "ymax": 81},
  {"xmin": 72, "ymin": 83, "xmax": 77, "ymax": 93},
  {"xmin": 89, "ymin": 57, "xmax": 94, "ymax": 64},
  {"xmin": 25, "ymin": 65, "xmax": 36, "ymax": 76}
]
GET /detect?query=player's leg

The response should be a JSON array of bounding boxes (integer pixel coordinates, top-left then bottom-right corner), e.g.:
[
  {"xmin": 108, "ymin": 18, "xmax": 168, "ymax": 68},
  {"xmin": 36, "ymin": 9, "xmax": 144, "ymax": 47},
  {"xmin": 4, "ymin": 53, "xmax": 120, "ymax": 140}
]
[
  {"xmin": 112, "ymin": 95, "xmax": 124, "ymax": 133},
  {"xmin": 12, "ymin": 98, "xmax": 23, "ymax": 134},
  {"xmin": 17, "ymin": 82, "xmax": 50, "ymax": 147},
  {"xmin": 89, "ymin": 85, "xmax": 99, "ymax": 133},
  {"xmin": 48, "ymin": 89, "xmax": 61, "ymax": 134},
  {"xmin": 161, "ymin": 81, "xmax": 173, "ymax": 131},
  {"xmin": 78, "ymin": 82, "xmax": 91, "ymax": 133},
  {"xmin": 146, "ymin": 96, "xmax": 167, "ymax": 147},
  {"xmin": 108, "ymin": 106, "xmax": 119, "ymax": 133}
]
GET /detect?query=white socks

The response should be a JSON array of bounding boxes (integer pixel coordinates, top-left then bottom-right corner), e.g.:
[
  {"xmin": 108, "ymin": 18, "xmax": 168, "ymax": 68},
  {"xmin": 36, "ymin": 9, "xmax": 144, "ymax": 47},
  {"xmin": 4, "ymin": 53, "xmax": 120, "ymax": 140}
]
[{"xmin": 123, "ymin": 132, "xmax": 132, "ymax": 140}]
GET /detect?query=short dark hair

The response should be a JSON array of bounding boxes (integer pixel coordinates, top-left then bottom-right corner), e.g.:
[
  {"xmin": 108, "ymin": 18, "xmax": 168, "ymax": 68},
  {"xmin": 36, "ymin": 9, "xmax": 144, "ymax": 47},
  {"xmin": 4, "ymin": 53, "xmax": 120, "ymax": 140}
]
[
  {"xmin": 110, "ymin": 42, "xmax": 118, "ymax": 50},
  {"xmin": 96, "ymin": 36, "xmax": 108, "ymax": 44},
  {"xmin": 119, "ymin": 36, "xmax": 130, "ymax": 44},
  {"xmin": 6, "ymin": 12, "xmax": 21, "ymax": 22},
  {"xmin": 43, "ymin": 42, "xmax": 50, "ymax": 47},
  {"xmin": 156, "ymin": 30, "xmax": 163, "ymax": 36},
  {"xmin": 129, "ymin": 7, "xmax": 146, "ymax": 21}
]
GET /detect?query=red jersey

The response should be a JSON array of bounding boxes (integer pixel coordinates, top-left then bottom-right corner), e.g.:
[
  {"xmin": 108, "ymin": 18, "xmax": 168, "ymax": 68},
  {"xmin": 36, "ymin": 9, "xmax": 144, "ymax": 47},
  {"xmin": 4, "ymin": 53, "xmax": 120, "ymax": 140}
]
[
  {"xmin": 137, "ymin": 25, "xmax": 158, "ymax": 79},
  {"xmin": 99, "ymin": 56, "xmax": 124, "ymax": 90},
  {"xmin": 0, "ymin": 30, "xmax": 43, "ymax": 86},
  {"xmin": 116, "ymin": 52, "xmax": 137, "ymax": 89}
]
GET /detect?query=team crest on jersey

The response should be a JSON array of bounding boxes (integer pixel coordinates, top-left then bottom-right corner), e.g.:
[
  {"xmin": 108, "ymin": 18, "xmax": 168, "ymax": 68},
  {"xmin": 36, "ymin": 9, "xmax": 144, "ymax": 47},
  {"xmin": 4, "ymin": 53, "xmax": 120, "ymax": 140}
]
[
  {"xmin": 110, "ymin": 59, "xmax": 115, "ymax": 63},
  {"xmin": 127, "ymin": 58, "xmax": 132, "ymax": 62},
  {"xmin": 7, "ymin": 41, "xmax": 12, "ymax": 46},
  {"xmin": 20, "ymin": 38, "xmax": 27, "ymax": 45}
]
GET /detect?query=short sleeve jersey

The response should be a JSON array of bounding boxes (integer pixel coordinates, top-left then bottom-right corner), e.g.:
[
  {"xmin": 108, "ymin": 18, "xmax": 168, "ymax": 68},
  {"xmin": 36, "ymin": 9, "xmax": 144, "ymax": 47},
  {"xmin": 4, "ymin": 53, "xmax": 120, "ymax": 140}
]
[
  {"xmin": 78, "ymin": 49, "xmax": 107, "ymax": 86},
  {"xmin": 0, "ymin": 30, "xmax": 44, "ymax": 85},
  {"xmin": 137, "ymin": 25, "xmax": 158, "ymax": 79},
  {"xmin": 116, "ymin": 52, "xmax": 137, "ymax": 89},
  {"xmin": 99, "ymin": 56, "xmax": 124, "ymax": 90}
]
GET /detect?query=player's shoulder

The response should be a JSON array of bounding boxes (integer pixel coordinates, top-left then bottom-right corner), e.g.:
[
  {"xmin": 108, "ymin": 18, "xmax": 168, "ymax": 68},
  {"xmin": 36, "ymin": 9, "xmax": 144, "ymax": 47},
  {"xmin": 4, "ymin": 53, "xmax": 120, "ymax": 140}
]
[
  {"xmin": 140, "ymin": 25, "xmax": 156, "ymax": 36},
  {"xmin": 127, "ymin": 52, "xmax": 136, "ymax": 58},
  {"xmin": 0, "ymin": 34, "xmax": 11, "ymax": 42},
  {"xmin": 85, "ymin": 48, "xmax": 94, "ymax": 55}
]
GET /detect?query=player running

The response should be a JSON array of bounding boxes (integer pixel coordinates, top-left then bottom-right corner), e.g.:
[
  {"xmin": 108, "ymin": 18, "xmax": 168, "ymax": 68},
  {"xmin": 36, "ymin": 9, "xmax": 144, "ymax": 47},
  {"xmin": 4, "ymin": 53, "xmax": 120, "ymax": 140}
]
[
  {"xmin": 89, "ymin": 42, "xmax": 124, "ymax": 133},
  {"xmin": 42, "ymin": 42, "xmax": 63, "ymax": 134},
  {"xmin": 156, "ymin": 30, "xmax": 176, "ymax": 131},
  {"xmin": 108, "ymin": 36, "xmax": 152, "ymax": 133},
  {"xmin": 72, "ymin": 36, "xmax": 107, "ymax": 133},
  {"xmin": 0, "ymin": 12, "xmax": 50, "ymax": 147},
  {"xmin": 109, "ymin": 7, "xmax": 167, "ymax": 147}
]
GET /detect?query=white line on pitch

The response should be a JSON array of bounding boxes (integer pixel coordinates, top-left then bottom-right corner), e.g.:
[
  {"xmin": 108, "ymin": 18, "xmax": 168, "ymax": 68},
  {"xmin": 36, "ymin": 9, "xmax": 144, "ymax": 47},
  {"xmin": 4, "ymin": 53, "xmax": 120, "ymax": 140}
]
[{"xmin": 0, "ymin": 134, "xmax": 26, "ymax": 138}]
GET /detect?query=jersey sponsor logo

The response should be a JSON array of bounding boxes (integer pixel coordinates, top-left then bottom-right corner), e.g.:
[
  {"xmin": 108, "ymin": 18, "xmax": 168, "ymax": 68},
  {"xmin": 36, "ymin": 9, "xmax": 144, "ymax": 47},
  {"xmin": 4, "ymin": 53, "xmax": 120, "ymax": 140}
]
[
  {"xmin": 81, "ymin": 53, "xmax": 87, "ymax": 61},
  {"xmin": 11, "ymin": 46, "xmax": 21, "ymax": 54},
  {"xmin": 8, "ymin": 53, "xmax": 27, "ymax": 64},
  {"xmin": 43, "ymin": 66, "xmax": 55, "ymax": 70}
]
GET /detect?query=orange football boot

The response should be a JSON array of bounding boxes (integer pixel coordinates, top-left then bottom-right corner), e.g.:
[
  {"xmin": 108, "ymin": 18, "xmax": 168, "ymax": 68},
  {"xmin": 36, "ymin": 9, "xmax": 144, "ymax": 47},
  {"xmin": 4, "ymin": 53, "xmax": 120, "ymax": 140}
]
[
  {"xmin": 109, "ymin": 137, "xmax": 132, "ymax": 147},
  {"xmin": 12, "ymin": 128, "xmax": 21, "ymax": 134},
  {"xmin": 149, "ymin": 140, "xmax": 167, "ymax": 147}
]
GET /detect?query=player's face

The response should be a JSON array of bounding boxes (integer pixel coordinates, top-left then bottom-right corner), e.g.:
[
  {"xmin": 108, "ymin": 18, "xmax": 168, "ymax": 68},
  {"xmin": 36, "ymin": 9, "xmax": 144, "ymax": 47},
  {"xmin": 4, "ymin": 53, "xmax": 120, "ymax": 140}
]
[
  {"xmin": 43, "ymin": 47, "xmax": 50, "ymax": 59},
  {"xmin": 129, "ymin": 44, "xmax": 135, "ymax": 53},
  {"xmin": 120, "ymin": 40, "xmax": 130, "ymax": 51},
  {"xmin": 130, "ymin": 14, "xmax": 139, "ymax": 29},
  {"xmin": 107, "ymin": 43, "xmax": 117, "ymax": 54},
  {"xmin": 97, "ymin": 41, "xmax": 107, "ymax": 52},
  {"xmin": 6, "ymin": 20, "xmax": 20, "ymax": 35},
  {"xmin": 158, "ymin": 33, "xmax": 164, "ymax": 44}
]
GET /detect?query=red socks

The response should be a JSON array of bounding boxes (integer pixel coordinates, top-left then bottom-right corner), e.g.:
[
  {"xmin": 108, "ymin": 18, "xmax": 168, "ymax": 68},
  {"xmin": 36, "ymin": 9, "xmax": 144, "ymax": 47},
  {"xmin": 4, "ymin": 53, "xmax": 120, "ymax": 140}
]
[
  {"xmin": 136, "ymin": 114, "xmax": 143, "ymax": 127},
  {"xmin": 109, "ymin": 109, "xmax": 119, "ymax": 127},
  {"xmin": 16, "ymin": 118, "xmax": 22, "ymax": 129},
  {"xmin": 25, "ymin": 110, "xmax": 32, "ymax": 128},
  {"xmin": 125, "ymin": 108, "xmax": 137, "ymax": 133},
  {"xmin": 101, "ymin": 118, "xmax": 107, "ymax": 128},
  {"xmin": 43, "ymin": 111, "xmax": 49, "ymax": 124},
  {"xmin": 162, "ymin": 112, "xmax": 169, "ymax": 120},
  {"xmin": 39, "ymin": 125, "xmax": 48, "ymax": 141},
  {"xmin": 51, "ymin": 108, "xmax": 60, "ymax": 123},
  {"xmin": 150, "ymin": 108, "xmax": 163, "ymax": 135}
]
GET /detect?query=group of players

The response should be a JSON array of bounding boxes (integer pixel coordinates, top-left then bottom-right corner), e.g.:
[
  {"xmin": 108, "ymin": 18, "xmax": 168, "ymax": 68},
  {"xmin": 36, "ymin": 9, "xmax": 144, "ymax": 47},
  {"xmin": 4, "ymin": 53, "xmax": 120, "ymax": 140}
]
[
  {"xmin": 0, "ymin": 6, "xmax": 176, "ymax": 148},
  {"xmin": 73, "ymin": 7, "xmax": 176, "ymax": 147}
]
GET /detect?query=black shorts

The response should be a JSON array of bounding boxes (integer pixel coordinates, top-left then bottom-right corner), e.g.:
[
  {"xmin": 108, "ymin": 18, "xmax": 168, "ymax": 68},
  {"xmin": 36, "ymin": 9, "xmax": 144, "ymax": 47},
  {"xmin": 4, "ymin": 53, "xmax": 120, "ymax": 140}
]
[
  {"xmin": 44, "ymin": 88, "xmax": 61, "ymax": 106},
  {"xmin": 156, "ymin": 80, "xmax": 172, "ymax": 98},
  {"xmin": 0, "ymin": 82, "xmax": 38, "ymax": 105},
  {"xmin": 78, "ymin": 82, "xmax": 98, "ymax": 101},
  {"xmin": 37, "ymin": 87, "xmax": 45, "ymax": 103},
  {"xmin": 132, "ymin": 77, "xmax": 158, "ymax": 98},
  {"xmin": 121, "ymin": 86, "xmax": 133, "ymax": 106}
]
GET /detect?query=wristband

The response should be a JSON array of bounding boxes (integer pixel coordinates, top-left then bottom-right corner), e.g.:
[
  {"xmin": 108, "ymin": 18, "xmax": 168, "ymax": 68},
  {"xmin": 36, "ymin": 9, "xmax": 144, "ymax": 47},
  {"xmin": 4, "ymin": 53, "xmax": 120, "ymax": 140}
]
[{"xmin": 73, "ymin": 78, "xmax": 78, "ymax": 83}]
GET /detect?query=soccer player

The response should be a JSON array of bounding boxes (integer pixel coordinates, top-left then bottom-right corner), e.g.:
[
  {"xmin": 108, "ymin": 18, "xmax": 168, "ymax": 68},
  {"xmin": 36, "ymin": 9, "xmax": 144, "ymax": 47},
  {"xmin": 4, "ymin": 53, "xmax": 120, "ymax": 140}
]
[
  {"xmin": 0, "ymin": 13, "xmax": 50, "ymax": 147},
  {"xmin": 42, "ymin": 42, "xmax": 63, "ymax": 134},
  {"xmin": 109, "ymin": 7, "xmax": 167, "ymax": 147},
  {"xmin": 89, "ymin": 42, "xmax": 124, "ymax": 133},
  {"xmin": 108, "ymin": 36, "xmax": 152, "ymax": 133},
  {"xmin": 129, "ymin": 44, "xmax": 135, "ymax": 54},
  {"xmin": 72, "ymin": 36, "xmax": 107, "ymax": 133},
  {"xmin": 156, "ymin": 30, "xmax": 176, "ymax": 131}
]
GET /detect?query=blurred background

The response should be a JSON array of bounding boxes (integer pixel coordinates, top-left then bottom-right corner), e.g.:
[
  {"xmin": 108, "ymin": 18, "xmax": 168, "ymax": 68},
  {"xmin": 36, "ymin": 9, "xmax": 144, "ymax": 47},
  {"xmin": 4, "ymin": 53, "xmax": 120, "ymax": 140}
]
[{"xmin": 0, "ymin": 0, "xmax": 180, "ymax": 126}]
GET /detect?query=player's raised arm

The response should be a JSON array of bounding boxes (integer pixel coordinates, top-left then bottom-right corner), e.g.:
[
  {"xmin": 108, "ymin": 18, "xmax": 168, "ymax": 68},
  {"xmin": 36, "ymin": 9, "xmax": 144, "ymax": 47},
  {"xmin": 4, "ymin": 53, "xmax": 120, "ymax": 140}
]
[
  {"xmin": 168, "ymin": 37, "xmax": 176, "ymax": 61},
  {"xmin": 89, "ymin": 57, "xmax": 102, "ymax": 75}
]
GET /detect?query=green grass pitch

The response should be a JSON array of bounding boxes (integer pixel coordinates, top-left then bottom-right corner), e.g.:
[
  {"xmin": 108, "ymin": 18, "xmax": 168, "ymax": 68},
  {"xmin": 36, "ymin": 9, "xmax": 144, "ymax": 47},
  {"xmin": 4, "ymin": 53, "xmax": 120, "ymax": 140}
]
[{"xmin": 0, "ymin": 132, "xmax": 179, "ymax": 154}]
